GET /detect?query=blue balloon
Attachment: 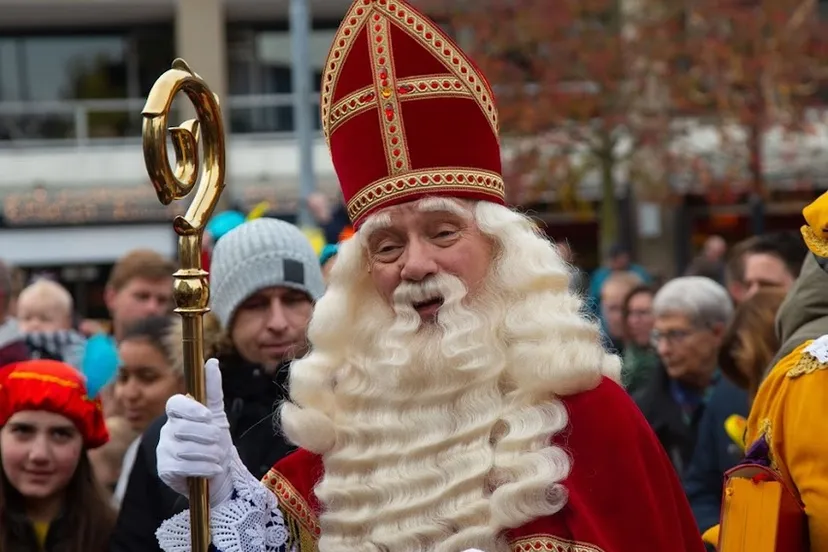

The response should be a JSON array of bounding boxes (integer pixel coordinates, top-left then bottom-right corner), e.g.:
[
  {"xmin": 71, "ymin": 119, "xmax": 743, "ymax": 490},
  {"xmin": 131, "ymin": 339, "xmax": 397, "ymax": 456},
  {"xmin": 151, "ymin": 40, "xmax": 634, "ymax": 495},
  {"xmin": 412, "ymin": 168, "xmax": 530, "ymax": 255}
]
[
  {"xmin": 207, "ymin": 211, "xmax": 247, "ymax": 241},
  {"xmin": 80, "ymin": 334, "xmax": 120, "ymax": 398}
]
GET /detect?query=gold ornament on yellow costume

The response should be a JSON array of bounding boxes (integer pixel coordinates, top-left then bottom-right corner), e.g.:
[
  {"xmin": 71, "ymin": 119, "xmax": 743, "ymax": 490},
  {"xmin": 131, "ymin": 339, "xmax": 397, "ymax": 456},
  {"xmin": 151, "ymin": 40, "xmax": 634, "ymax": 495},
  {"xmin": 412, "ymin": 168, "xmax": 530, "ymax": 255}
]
[
  {"xmin": 801, "ymin": 190, "xmax": 828, "ymax": 257},
  {"xmin": 301, "ymin": 226, "xmax": 327, "ymax": 257}
]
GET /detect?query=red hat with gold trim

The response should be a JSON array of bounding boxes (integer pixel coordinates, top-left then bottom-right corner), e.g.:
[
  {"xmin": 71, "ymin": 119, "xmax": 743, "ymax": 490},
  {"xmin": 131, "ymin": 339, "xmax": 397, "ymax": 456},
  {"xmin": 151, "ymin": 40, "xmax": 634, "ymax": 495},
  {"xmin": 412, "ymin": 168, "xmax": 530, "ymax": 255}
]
[
  {"xmin": 0, "ymin": 359, "xmax": 109, "ymax": 449},
  {"xmin": 322, "ymin": 0, "xmax": 505, "ymax": 228}
]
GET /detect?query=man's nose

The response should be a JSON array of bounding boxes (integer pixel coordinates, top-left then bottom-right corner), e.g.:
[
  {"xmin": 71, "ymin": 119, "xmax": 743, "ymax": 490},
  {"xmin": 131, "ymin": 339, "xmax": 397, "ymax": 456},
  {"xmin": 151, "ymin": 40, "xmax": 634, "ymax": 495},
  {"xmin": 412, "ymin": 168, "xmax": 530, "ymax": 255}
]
[
  {"xmin": 399, "ymin": 240, "xmax": 438, "ymax": 282},
  {"xmin": 266, "ymin": 301, "xmax": 290, "ymax": 333}
]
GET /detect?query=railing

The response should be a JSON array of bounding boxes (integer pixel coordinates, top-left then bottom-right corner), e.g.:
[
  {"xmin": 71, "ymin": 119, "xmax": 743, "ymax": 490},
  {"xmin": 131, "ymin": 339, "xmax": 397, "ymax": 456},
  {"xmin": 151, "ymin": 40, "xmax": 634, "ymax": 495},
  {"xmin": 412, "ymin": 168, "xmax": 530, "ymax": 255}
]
[{"xmin": 0, "ymin": 93, "xmax": 322, "ymax": 148}]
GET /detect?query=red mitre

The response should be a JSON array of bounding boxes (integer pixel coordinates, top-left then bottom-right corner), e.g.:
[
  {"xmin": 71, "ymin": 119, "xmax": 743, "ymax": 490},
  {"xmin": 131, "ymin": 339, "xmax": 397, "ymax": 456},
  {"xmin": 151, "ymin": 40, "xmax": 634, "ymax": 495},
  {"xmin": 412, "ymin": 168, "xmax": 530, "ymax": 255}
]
[
  {"xmin": 322, "ymin": 0, "xmax": 505, "ymax": 228},
  {"xmin": 0, "ymin": 359, "xmax": 109, "ymax": 449}
]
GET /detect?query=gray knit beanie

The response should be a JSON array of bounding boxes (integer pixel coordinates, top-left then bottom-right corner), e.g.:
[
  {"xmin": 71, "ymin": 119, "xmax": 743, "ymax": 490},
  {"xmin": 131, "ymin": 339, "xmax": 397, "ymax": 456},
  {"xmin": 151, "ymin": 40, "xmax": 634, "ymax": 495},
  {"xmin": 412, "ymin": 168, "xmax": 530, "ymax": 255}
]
[{"xmin": 209, "ymin": 218, "xmax": 325, "ymax": 328}]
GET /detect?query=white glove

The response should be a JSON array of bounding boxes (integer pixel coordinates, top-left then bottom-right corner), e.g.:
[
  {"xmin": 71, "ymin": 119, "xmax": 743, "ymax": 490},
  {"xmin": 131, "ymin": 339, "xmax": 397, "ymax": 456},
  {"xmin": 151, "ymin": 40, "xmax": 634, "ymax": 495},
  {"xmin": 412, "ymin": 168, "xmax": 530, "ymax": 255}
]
[{"xmin": 157, "ymin": 358, "xmax": 234, "ymax": 507}]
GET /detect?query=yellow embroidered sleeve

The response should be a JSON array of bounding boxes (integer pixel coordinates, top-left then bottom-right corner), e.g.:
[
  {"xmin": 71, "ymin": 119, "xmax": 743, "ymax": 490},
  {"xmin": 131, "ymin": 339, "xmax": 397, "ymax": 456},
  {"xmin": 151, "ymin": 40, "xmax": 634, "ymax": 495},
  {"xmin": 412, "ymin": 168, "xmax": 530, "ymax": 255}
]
[{"xmin": 746, "ymin": 339, "xmax": 828, "ymax": 550}]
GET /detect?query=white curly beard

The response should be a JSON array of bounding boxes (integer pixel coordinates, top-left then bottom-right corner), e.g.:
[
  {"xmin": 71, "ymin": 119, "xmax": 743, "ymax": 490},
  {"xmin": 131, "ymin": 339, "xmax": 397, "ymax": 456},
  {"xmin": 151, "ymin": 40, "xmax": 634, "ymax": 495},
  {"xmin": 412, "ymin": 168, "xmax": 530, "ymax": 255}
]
[{"xmin": 282, "ymin": 200, "xmax": 619, "ymax": 552}]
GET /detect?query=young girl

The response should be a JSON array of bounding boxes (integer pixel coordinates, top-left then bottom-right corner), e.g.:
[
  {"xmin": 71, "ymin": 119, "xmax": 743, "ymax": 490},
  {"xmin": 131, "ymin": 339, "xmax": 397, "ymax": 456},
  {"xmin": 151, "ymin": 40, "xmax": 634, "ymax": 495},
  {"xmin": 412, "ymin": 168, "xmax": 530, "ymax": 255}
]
[
  {"xmin": 112, "ymin": 314, "xmax": 220, "ymax": 504},
  {"xmin": 112, "ymin": 316, "xmax": 183, "ymax": 505},
  {"xmin": 0, "ymin": 359, "xmax": 114, "ymax": 552}
]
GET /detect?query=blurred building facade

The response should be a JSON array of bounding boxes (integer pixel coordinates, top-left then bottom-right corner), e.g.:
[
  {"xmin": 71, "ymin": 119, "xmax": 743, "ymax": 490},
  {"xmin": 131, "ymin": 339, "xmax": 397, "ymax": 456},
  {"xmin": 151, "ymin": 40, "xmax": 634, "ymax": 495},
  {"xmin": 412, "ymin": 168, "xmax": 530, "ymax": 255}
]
[
  {"xmin": 1, "ymin": 0, "xmax": 828, "ymax": 316},
  {"xmin": 0, "ymin": 0, "xmax": 352, "ymax": 315}
]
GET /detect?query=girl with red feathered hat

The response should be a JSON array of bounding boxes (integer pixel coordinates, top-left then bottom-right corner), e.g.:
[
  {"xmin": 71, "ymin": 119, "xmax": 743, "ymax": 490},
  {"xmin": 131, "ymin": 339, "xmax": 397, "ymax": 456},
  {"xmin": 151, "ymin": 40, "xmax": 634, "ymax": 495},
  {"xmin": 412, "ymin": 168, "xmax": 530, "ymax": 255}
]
[{"xmin": 0, "ymin": 359, "xmax": 114, "ymax": 552}]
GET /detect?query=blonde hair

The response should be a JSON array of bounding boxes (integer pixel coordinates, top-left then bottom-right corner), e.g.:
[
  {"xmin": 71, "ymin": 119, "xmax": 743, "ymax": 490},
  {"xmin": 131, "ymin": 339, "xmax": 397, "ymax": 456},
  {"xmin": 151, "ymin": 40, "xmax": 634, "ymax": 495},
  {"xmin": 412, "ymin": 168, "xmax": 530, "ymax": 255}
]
[
  {"xmin": 719, "ymin": 288, "xmax": 786, "ymax": 402},
  {"xmin": 17, "ymin": 279, "xmax": 74, "ymax": 318},
  {"xmin": 281, "ymin": 199, "xmax": 619, "ymax": 552}
]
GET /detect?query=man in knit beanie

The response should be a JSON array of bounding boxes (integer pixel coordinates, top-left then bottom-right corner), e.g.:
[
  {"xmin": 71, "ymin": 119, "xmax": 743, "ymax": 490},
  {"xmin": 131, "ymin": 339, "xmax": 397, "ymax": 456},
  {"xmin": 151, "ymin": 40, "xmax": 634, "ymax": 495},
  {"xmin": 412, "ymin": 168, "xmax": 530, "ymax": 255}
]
[
  {"xmin": 111, "ymin": 217, "xmax": 324, "ymax": 552},
  {"xmin": 209, "ymin": 218, "xmax": 325, "ymax": 372}
]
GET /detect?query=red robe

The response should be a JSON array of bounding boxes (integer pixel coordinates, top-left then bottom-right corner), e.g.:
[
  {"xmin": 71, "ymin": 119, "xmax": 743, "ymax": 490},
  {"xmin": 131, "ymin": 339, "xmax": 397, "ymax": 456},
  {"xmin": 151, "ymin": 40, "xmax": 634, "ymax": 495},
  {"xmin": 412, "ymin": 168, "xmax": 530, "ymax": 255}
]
[{"xmin": 262, "ymin": 377, "xmax": 705, "ymax": 552}]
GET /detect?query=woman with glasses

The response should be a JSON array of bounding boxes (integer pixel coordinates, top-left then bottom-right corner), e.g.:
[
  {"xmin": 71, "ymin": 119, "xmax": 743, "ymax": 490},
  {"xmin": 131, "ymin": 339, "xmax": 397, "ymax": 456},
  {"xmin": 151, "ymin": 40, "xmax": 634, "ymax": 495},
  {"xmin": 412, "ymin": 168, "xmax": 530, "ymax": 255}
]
[{"xmin": 632, "ymin": 276, "xmax": 734, "ymax": 476}]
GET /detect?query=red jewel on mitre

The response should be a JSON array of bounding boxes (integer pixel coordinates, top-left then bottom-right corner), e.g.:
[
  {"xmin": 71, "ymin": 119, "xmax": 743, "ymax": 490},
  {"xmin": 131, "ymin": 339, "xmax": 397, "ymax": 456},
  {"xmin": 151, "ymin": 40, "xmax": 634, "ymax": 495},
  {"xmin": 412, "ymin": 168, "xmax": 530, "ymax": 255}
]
[
  {"xmin": 322, "ymin": 0, "xmax": 505, "ymax": 228},
  {"xmin": 0, "ymin": 359, "xmax": 109, "ymax": 450}
]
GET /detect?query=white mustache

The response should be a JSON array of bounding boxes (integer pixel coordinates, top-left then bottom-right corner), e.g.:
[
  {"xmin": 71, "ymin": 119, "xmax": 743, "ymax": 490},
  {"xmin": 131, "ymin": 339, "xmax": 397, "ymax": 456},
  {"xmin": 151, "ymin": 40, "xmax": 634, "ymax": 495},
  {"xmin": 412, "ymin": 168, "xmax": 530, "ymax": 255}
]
[{"xmin": 393, "ymin": 273, "xmax": 463, "ymax": 307}]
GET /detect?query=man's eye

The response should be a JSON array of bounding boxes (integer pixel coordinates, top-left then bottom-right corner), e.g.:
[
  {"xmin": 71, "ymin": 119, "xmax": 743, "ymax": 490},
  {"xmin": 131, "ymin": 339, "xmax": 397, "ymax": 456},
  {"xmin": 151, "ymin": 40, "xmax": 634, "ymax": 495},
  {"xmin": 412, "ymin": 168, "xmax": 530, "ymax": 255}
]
[
  {"xmin": 376, "ymin": 243, "xmax": 401, "ymax": 255},
  {"xmin": 241, "ymin": 300, "xmax": 268, "ymax": 310}
]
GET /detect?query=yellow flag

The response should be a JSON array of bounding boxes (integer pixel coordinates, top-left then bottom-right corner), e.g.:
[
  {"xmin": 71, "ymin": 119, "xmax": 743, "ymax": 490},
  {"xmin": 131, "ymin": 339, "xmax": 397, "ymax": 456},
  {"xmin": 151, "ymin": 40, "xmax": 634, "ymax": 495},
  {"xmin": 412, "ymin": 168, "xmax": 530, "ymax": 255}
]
[
  {"xmin": 247, "ymin": 201, "xmax": 271, "ymax": 221},
  {"xmin": 301, "ymin": 226, "xmax": 327, "ymax": 256}
]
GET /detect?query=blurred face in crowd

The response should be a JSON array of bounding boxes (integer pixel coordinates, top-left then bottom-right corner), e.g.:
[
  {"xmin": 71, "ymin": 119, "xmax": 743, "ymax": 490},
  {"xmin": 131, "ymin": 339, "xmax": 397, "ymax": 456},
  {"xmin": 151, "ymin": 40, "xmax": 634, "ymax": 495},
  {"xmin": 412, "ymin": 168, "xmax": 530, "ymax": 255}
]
[
  {"xmin": 625, "ymin": 291, "xmax": 654, "ymax": 348},
  {"xmin": 704, "ymin": 236, "xmax": 727, "ymax": 261},
  {"xmin": 601, "ymin": 281, "xmax": 633, "ymax": 340},
  {"xmin": 608, "ymin": 252, "xmax": 630, "ymax": 271},
  {"xmin": 114, "ymin": 338, "xmax": 183, "ymax": 433},
  {"xmin": 742, "ymin": 253, "xmax": 794, "ymax": 299},
  {"xmin": 1, "ymin": 410, "xmax": 83, "ymax": 505},
  {"xmin": 17, "ymin": 298, "xmax": 72, "ymax": 333},
  {"xmin": 105, "ymin": 277, "xmax": 173, "ymax": 339},
  {"xmin": 231, "ymin": 286, "xmax": 313, "ymax": 373},
  {"xmin": 653, "ymin": 313, "xmax": 724, "ymax": 388},
  {"xmin": 365, "ymin": 199, "xmax": 493, "ymax": 322}
]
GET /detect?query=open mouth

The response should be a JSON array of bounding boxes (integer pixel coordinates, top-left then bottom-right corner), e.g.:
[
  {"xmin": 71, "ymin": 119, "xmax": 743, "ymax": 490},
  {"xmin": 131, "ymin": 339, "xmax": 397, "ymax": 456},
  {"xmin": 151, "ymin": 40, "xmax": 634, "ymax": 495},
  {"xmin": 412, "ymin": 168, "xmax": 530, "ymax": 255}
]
[{"xmin": 413, "ymin": 296, "xmax": 444, "ymax": 312}]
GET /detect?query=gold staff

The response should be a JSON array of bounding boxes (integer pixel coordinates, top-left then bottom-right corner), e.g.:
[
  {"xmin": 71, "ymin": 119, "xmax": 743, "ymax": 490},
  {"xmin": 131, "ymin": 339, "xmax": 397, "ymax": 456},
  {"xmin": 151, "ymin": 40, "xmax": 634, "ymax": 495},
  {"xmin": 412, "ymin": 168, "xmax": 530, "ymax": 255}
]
[{"xmin": 141, "ymin": 58, "xmax": 226, "ymax": 552}]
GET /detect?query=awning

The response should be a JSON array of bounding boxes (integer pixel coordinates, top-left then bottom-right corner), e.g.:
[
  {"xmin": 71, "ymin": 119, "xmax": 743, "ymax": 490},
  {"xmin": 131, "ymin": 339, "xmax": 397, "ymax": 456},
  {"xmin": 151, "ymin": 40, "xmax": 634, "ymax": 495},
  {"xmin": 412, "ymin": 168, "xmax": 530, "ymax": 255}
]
[{"xmin": 0, "ymin": 224, "xmax": 176, "ymax": 266}]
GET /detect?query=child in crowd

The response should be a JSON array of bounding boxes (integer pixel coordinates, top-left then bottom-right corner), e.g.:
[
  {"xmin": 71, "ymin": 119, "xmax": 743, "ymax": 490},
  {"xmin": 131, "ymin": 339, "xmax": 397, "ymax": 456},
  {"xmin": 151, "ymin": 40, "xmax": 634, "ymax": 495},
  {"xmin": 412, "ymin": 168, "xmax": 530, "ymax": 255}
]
[
  {"xmin": 0, "ymin": 359, "xmax": 115, "ymax": 551},
  {"xmin": 16, "ymin": 280, "xmax": 74, "ymax": 333}
]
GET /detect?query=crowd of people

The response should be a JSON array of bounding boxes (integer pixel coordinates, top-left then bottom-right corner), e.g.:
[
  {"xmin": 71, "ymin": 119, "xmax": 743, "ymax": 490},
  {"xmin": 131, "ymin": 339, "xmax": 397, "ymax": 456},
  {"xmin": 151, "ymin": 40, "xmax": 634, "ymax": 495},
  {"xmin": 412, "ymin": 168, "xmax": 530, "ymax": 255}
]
[
  {"xmin": 2, "ymin": 0, "xmax": 827, "ymax": 550},
  {"xmin": 1, "ymin": 212, "xmax": 818, "ymax": 551}
]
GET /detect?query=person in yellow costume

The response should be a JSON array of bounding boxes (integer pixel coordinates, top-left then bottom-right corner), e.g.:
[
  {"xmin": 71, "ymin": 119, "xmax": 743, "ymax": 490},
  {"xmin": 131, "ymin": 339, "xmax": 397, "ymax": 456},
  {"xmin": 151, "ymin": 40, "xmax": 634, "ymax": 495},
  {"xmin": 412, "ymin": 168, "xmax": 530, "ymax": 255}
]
[{"xmin": 704, "ymin": 191, "xmax": 828, "ymax": 550}]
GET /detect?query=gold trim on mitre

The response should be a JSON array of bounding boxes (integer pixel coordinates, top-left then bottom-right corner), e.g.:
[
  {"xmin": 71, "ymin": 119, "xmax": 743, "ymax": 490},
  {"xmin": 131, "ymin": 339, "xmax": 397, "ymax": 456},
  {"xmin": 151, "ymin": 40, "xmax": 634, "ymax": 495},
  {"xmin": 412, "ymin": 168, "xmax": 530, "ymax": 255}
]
[{"xmin": 346, "ymin": 167, "xmax": 505, "ymax": 222}]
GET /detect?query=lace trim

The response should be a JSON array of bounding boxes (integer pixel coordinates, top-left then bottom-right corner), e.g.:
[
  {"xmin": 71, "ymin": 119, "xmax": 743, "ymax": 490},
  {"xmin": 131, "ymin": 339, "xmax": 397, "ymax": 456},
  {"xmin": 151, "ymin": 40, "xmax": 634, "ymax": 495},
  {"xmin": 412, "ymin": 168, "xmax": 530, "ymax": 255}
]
[
  {"xmin": 156, "ymin": 453, "xmax": 289, "ymax": 552},
  {"xmin": 804, "ymin": 335, "xmax": 828, "ymax": 362},
  {"xmin": 789, "ymin": 337, "xmax": 828, "ymax": 378}
]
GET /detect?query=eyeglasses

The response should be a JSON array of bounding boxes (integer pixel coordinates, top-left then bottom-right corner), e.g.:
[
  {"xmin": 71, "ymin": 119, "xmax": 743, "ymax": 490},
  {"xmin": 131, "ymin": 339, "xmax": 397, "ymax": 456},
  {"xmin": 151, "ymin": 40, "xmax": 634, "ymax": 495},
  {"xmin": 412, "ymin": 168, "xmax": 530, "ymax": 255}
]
[{"xmin": 650, "ymin": 328, "xmax": 697, "ymax": 347}]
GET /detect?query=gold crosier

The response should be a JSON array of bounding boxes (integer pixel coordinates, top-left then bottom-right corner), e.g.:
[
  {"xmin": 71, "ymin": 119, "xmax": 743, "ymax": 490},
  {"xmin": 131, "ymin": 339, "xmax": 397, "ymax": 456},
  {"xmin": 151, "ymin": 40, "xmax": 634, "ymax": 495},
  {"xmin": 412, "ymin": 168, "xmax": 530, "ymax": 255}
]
[{"xmin": 142, "ymin": 58, "xmax": 227, "ymax": 552}]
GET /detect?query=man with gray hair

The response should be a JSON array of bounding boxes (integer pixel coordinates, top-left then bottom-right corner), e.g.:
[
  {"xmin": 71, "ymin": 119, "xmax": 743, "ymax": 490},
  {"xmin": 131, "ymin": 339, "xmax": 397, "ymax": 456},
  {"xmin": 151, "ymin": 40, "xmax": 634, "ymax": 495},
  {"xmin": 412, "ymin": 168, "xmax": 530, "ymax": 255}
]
[{"xmin": 634, "ymin": 276, "xmax": 734, "ymax": 476}]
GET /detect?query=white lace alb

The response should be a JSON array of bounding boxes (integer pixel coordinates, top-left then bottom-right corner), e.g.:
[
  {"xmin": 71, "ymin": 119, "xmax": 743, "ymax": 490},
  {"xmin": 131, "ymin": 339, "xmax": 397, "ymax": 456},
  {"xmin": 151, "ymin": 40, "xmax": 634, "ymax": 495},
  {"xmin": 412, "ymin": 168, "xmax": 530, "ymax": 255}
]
[
  {"xmin": 805, "ymin": 334, "xmax": 828, "ymax": 363},
  {"xmin": 156, "ymin": 450, "xmax": 288, "ymax": 552}
]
